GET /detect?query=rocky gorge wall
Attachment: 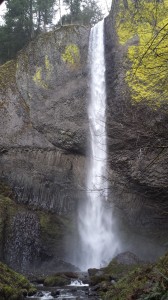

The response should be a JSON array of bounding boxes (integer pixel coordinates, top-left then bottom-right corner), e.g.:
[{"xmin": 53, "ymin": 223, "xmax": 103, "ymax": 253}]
[
  {"xmin": 0, "ymin": 25, "xmax": 90, "ymax": 273},
  {"xmin": 104, "ymin": 4, "xmax": 168, "ymax": 257}
]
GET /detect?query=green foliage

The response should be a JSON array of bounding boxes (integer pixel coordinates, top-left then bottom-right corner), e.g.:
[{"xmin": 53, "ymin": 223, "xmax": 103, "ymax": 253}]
[
  {"xmin": 35, "ymin": 0, "xmax": 55, "ymax": 29},
  {"xmin": 116, "ymin": 0, "xmax": 168, "ymax": 107},
  {"xmin": 100, "ymin": 252, "xmax": 168, "ymax": 300},
  {"xmin": 79, "ymin": 0, "xmax": 103, "ymax": 25},
  {"xmin": 0, "ymin": 261, "xmax": 36, "ymax": 299},
  {"xmin": 104, "ymin": 257, "xmax": 140, "ymax": 280},
  {"xmin": 44, "ymin": 274, "xmax": 70, "ymax": 287},
  {"xmin": 62, "ymin": 0, "xmax": 103, "ymax": 25},
  {"xmin": 0, "ymin": 0, "xmax": 56, "ymax": 64}
]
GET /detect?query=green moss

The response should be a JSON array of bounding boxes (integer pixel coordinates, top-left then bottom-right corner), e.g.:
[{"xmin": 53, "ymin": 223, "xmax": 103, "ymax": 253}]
[
  {"xmin": 39, "ymin": 212, "xmax": 74, "ymax": 240},
  {"xmin": 27, "ymin": 287, "xmax": 37, "ymax": 296},
  {"xmin": 39, "ymin": 213, "xmax": 62, "ymax": 239},
  {"xmin": 44, "ymin": 274, "xmax": 70, "ymax": 287},
  {"xmin": 104, "ymin": 258, "xmax": 139, "ymax": 280},
  {"xmin": 100, "ymin": 252, "xmax": 168, "ymax": 300},
  {"xmin": 0, "ymin": 182, "xmax": 13, "ymax": 198},
  {"xmin": 61, "ymin": 44, "xmax": 80, "ymax": 68},
  {"xmin": 0, "ymin": 60, "xmax": 16, "ymax": 91},
  {"xmin": 0, "ymin": 261, "xmax": 36, "ymax": 300},
  {"xmin": 90, "ymin": 274, "xmax": 110, "ymax": 286}
]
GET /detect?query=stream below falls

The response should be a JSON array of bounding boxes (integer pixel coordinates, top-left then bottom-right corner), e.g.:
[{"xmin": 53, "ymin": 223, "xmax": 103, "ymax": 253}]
[{"xmin": 25, "ymin": 279, "xmax": 100, "ymax": 300}]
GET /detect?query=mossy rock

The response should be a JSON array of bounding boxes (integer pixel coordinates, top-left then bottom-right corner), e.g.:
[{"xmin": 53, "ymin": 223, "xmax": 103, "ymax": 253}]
[
  {"xmin": 0, "ymin": 182, "xmax": 13, "ymax": 198},
  {"xmin": 89, "ymin": 274, "xmax": 111, "ymax": 286},
  {"xmin": 61, "ymin": 272, "xmax": 78, "ymax": 279},
  {"xmin": 0, "ymin": 60, "xmax": 16, "ymax": 92},
  {"xmin": 89, "ymin": 253, "xmax": 141, "ymax": 288},
  {"xmin": 0, "ymin": 261, "xmax": 36, "ymax": 299},
  {"xmin": 44, "ymin": 274, "xmax": 70, "ymax": 287},
  {"xmin": 100, "ymin": 252, "xmax": 168, "ymax": 300},
  {"xmin": 103, "ymin": 257, "xmax": 140, "ymax": 280}
]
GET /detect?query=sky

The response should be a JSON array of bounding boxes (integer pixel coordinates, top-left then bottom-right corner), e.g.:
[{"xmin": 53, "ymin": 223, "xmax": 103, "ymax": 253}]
[
  {"xmin": 0, "ymin": 2, "xmax": 6, "ymax": 24},
  {"xmin": 0, "ymin": 0, "xmax": 112, "ymax": 25},
  {"xmin": 98, "ymin": 0, "xmax": 112, "ymax": 15}
]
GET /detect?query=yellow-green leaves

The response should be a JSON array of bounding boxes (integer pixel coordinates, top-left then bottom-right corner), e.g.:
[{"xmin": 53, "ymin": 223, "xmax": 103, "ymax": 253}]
[
  {"xmin": 61, "ymin": 44, "xmax": 80, "ymax": 68},
  {"xmin": 116, "ymin": 0, "xmax": 168, "ymax": 107}
]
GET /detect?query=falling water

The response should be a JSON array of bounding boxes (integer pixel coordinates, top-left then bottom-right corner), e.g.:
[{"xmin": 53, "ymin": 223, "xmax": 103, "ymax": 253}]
[{"xmin": 78, "ymin": 20, "xmax": 118, "ymax": 270}]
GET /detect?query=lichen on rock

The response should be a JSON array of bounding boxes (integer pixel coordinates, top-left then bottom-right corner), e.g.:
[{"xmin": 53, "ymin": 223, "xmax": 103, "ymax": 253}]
[
  {"xmin": 61, "ymin": 44, "xmax": 80, "ymax": 68},
  {"xmin": 33, "ymin": 66, "xmax": 48, "ymax": 88},
  {"xmin": 0, "ymin": 60, "xmax": 16, "ymax": 92}
]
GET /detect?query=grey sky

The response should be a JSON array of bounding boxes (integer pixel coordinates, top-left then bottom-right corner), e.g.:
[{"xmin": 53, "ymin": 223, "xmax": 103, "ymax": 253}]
[{"xmin": 98, "ymin": 0, "xmax": 112, "ymax": 15}]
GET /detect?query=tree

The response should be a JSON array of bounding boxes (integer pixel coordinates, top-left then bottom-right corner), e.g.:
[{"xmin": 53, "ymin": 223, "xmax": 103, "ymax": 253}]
[
  {"xmin": 0, "ymin": 0, "xmax": 56, "ymax": 64},
  {"xmin": 62, "ymin": 0, "xmax": 82, "ymax": 24},
  {"xmin": 80, "ymin": 0, "xmax": 103, "ymax": 25},
  {"xmin": 0, "ymin": 0, "xmax": 31, "ymax": 63},
  {"xmin": 35, "ymin": 0, "xmax": 56, "ymax": 32},
  {"xmin": 62, "ymin": 0, "xmax": 103, "ymax": 25}
]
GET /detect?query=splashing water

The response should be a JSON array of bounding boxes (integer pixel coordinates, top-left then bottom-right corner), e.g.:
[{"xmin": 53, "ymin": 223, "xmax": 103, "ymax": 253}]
[
  {"xmin": 78, "ymin": 20, "xmax": 119, "ymax": 270},
  {"xmin": 68, "ymin": 280, "xmax": 89, "ymax": 287}
]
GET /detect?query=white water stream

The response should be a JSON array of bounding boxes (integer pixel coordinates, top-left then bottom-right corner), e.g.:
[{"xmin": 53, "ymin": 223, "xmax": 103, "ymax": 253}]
[{"xmin": 78, "ymin": 20, "xmax": 118, "ymax": 270}]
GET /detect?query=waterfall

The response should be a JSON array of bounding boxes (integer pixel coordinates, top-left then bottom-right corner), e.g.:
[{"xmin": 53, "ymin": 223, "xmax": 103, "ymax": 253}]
[{"xmin": 78, "ymin": 20, "xmax": 118, "ymax": 270}]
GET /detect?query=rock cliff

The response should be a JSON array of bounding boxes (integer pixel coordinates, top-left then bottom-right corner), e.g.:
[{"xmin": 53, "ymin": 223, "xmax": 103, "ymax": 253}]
[
  {"xmin": 104, "ymin": 2, "xmax": 168, "ymax": 256},
  {"xmin": 0, "ymin": 25, "xmax": 90, "ymax": 273}
]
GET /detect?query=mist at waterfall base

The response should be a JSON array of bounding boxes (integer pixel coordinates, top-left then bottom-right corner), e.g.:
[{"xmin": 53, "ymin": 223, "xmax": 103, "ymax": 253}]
[{"xmin": 76, "ymin": 20, "xmax": 119, "ymax": 271}]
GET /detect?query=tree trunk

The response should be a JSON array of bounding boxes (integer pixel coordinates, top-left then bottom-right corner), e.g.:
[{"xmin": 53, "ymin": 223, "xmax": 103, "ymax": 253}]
[{"xmin": 29, "ymin": 0, "xmax": 34, "ymax": 39}]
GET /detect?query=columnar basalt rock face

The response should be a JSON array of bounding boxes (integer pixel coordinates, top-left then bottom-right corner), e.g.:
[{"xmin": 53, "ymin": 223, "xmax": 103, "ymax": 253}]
[
  {"xmin": 0, "ymin": 149, "xmax": 86, "ymax": 213},
  {"xmin": 0, "ymin": 25, "xmax": 90, "ymax": 272},
  {"xmin": 104, "ymin": 12, "xmax": 168, "ymax": 246}
]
